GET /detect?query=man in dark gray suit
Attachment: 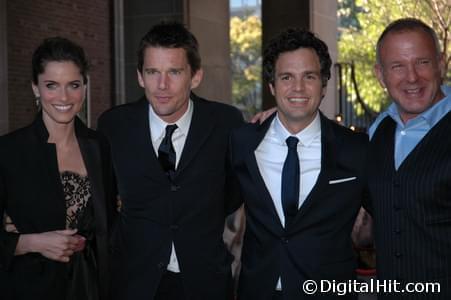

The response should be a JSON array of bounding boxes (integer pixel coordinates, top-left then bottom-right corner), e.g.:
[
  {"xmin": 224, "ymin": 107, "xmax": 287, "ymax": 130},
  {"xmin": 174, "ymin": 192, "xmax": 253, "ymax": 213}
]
[
  {"xmin": 230, "ymin": 28, "xmax": 368, "ymax": 300},
  {"xmin": 98, "ymin": 22, "xmax": 243, "ymax": 300},
  {"xmin": 368, "ymin": 18, "xmax": 451, "ymax": 299}
]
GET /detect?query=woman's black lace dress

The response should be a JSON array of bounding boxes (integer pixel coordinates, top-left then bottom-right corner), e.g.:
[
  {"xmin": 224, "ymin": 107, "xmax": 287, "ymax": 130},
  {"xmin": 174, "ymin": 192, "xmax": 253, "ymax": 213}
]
[{"xmin": 61, "ymin": 171, "xmax": 98, "ymax": 300}]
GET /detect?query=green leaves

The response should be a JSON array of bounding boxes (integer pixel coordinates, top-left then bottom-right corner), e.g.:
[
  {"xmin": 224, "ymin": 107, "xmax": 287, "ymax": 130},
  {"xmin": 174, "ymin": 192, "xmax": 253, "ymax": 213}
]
[
  {"xmin": 230, "ymin": 15, "xmax": 262, "ymax": 115},
  {"xmin": 338, "ymin": 0, "xmax": 450, "ymax": 113}
]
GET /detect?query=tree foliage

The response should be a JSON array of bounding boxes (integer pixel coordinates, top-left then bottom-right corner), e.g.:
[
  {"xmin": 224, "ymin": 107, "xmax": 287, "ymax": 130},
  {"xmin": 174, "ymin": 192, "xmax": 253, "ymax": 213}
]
[
  {"xmin": 230, "ymin": 15, "xmax": 262, "ymax": 116},
  {"xmin": 338, "ymin": 0, "xmax": 450, "ymax": 113}
]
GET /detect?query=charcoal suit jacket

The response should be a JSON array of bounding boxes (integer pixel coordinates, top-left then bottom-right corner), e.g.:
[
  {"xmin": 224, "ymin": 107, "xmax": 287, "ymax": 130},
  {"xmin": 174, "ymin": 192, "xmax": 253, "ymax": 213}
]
[
  {"xmin": 229, "ymin": 113, "xmax": 368, "ymax": 300},
  {"xmin": 97, "ymin": 93, "xmax": 244, "ymax": 300}
]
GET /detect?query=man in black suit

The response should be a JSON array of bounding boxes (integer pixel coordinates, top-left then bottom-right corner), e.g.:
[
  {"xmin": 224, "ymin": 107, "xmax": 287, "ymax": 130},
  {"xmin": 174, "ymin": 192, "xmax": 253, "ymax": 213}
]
[
  {"xmin": 97, "ymin": 22, "xmax": 243, "ymax": 300},
  {"xmin": 229, "ymin": 28, "xmax": 368, "ymax": 299},
  {"xmin": 367, "ymin": 18, "xmax": 450, "ymax": 299}
]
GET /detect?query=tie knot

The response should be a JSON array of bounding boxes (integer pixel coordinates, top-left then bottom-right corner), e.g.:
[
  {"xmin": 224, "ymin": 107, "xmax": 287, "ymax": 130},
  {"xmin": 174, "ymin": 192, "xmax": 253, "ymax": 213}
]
[
  {"xmin": 286, "ymin": 136, "xmax": 299, "ymax": 149},
  {"xmin": 165, "ymin": 124, "xmax": 178, "ymax": 138}
]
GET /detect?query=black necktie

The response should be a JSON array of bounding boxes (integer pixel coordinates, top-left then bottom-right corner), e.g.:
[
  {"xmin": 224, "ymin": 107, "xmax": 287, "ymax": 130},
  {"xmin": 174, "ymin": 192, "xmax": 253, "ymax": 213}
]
[
  {"xmin": 158, "ymin": 124, "xmax": 178, "ymax": 178},
  {"xmin": 281, "ymin": 136, "xmax": 300, "ymax": 226}
]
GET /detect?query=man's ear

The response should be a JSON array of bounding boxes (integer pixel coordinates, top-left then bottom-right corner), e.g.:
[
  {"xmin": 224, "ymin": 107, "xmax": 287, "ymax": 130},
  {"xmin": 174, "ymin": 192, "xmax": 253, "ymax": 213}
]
[
  {"xmin": 374, "ymin": 64, "xmax": 386, "ymax": 89},
  {"xmin": 137, "ymin": 69, "xmax": 145, "ymax": 88},
  {"xmin": 190, "ymin": 68, "xmax": 203, "ymax": 89},
  {"xmin": 269, "ymin": 82, "xmax": 275, "ymax": 96}
]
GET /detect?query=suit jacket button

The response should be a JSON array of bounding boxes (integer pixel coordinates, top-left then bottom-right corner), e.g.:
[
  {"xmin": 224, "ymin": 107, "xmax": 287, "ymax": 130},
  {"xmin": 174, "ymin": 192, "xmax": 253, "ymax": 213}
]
[
  {"xmin": 157, "ymin": 262, "xmax": 166, "ymax": 269},
  {"xmin": 281, "ymin": 237, "xmax": 289, "ymax": 243},
  {"xmin": 170, "ymin": 184, "xmax": 179, "ymax": 191},
  {"xmin": 395, "ymin": 252, "xmax": 402, "ymax": 258},
  {"xmin": 170, "ymin": 225, "xmax": 179, "ymax": 231}
]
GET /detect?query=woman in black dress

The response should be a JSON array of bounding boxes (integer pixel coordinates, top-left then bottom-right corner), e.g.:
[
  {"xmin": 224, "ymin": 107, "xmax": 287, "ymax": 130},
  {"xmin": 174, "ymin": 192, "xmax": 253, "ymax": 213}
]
[{"xmin": 0, "ymin": 37, "xmax": 114, "ymax": 300}]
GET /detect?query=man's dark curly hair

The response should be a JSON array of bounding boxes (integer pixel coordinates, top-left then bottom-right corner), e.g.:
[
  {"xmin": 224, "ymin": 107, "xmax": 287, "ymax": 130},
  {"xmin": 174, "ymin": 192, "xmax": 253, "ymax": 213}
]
[
  {"xmin": 263, "ymin": 28, "xmax": 332, "ymax": 87},
  {"xmin": 137, "ymin": 21, "xmax": 201, "ymax": 75}
]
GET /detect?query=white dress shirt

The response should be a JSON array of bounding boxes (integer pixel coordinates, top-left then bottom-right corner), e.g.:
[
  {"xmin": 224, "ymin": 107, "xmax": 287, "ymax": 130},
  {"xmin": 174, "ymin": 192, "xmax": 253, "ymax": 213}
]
[
  {"xmin": 254, "ymin": 112, "xmax": 322, "ymax": 290},
  {"xmin": 149, "ymin": 100, "xmax": 193, "ymax": 273}
]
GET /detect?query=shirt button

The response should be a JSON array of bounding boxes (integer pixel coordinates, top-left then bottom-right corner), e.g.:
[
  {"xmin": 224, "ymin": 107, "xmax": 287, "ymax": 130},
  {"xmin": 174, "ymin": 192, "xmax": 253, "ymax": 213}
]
[{"xmin": 400, "ymin": 130, "xmax": 406, "ymax": 136}]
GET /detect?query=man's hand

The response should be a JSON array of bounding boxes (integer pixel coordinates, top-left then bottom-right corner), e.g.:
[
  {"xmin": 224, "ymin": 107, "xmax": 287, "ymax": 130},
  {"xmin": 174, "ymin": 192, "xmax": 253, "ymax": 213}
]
[{"xmin": 250, "ymin": 107, "xmax": 277, "ymax": 124}]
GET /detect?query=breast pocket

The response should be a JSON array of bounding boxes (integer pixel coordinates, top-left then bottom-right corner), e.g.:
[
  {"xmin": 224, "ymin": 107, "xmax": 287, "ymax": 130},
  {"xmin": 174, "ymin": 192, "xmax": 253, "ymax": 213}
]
[{"xmin": 328, "ymin": 176, "xmax": 357, "ymax": 185}]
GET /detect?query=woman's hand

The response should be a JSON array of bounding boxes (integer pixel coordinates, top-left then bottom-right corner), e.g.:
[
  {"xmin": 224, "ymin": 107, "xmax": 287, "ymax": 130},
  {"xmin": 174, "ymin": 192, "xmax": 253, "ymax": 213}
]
[
  {"xmin": 4, "ymin": 214, "xmax": 19, "ymax": 233},
  {"xmin": 16, "ymin": 229, "xmax": 81, "ymax": 262},
  {"xmin": 73, "ymin": 234, "xmax": 86, "ymax": 252}
]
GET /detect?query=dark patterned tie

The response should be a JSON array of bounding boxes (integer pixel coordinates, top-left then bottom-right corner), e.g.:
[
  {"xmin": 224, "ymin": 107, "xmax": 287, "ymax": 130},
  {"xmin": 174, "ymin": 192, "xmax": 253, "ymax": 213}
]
[
  {"xmin": 158, "ymin": 124, "xmax": 178, "ymax": 179},
  {"xmin": 281, "ymin": 136, "xmax": 300, "ymax": 226}
]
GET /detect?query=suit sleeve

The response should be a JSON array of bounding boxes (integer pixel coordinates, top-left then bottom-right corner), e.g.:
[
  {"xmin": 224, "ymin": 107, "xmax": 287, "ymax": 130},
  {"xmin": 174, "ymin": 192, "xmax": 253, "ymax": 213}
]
[
  {"xmin": 96, "ymin": 112, "xmax": 108, "ymax": 138},
  {"xmin": 0, "ymin": 166, "xmax": 19, "ymax": 271},
  {"xmin": 96, "ymin": 116, "xmax": 120, "ymax": 238},
  {"xmin": 97, "ymin": 132, "xmax": 119, "ymax": 231},
  {"xmin": 362, "ymin": 185, "xmax": 373, "ymax": 216},
  {"xmin": 224, "ymin": 108, "xmax": 245, "ymax": 215},
  {"xmin": 360, "ymin": 134, "xmax": 373, "ymax": 216}
]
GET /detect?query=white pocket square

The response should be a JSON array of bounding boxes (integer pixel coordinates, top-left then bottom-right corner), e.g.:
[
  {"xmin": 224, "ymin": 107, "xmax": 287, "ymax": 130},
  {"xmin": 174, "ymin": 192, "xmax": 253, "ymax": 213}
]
[{"xmin": 329, "ymin": 177, "xmax": 357, "ymax": 184}]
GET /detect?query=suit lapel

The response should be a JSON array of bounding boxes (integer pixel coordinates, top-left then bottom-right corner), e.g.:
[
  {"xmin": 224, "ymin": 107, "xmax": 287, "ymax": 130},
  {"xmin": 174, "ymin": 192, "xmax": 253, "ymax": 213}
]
[
  {"xmin": 244, "ymin": 114, "xmax": 286, "ymax": 233},
  {"xmin": 132, "ymin": 98, "xmax": 168, "ymax": 182},
  {"xmin": 32, "ymin": 115, "xmax": 66, "ymax": 228},
  {"xmin": 289, "ymin": 114, "xmax": 338, "ymax": 229},
  {"xmin": 176, "ymin": 97, "xmax": 216, "ymax": 176}
]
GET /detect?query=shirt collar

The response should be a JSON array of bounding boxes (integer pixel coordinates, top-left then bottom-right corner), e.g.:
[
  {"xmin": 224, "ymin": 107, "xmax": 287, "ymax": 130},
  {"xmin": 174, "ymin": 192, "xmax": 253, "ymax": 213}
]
[
  {"xmin": 386, "ymin": 84, "xmax": 451, "ymax": 129},
  {"xmin": 149, "ymin": 99, "xmax": 193, "ymax": 140},
  {"xmin": 272, "ymin": 112, "xmax": 321, "ymax": 147}
]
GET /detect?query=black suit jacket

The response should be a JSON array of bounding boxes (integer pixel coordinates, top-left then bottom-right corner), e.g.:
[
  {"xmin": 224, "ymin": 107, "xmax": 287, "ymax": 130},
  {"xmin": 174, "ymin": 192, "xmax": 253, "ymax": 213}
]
[
  {"xmin": 230, "ymin": 113, "xmax": 368, "ymax": 300},
  {"xmin": 97, "ymin": 94, "xmax": 244, "ymax": 300},
  {"xmin": 0, "ymin": 115, "xmax": 114, "ymax": 300}
]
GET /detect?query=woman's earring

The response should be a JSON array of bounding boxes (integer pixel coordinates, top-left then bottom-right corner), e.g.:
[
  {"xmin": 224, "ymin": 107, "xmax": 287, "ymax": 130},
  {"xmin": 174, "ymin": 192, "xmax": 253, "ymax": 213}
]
[{"xmin": 35, "ymin": 96, "xmax": 40, "ymax": 108}]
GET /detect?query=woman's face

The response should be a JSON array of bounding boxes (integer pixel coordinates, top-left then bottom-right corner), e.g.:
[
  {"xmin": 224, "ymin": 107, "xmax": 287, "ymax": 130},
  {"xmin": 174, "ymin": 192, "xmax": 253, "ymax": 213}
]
[{"xmin": 32, "ymin": 60, "xmax": 86, "ymax": 127}]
